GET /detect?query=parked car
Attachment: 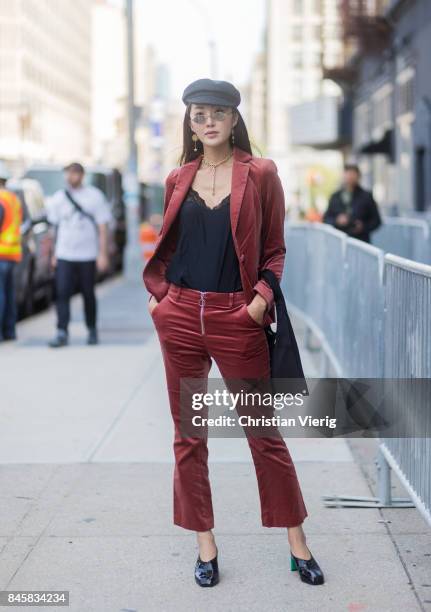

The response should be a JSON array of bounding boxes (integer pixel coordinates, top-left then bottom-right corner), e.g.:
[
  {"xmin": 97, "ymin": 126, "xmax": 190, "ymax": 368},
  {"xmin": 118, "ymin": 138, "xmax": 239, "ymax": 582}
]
[
  {"xmin": 23, "ymin": 164, "xmax": 126, "ymax": 274},
  {"xmin": 6, "ymin": 178, "xmax": 55, "ymax": 316}
]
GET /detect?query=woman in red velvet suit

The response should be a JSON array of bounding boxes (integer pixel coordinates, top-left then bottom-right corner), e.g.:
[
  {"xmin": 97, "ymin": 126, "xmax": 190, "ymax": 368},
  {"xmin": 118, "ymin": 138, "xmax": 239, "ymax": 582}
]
[{"xmin": 143, "ymin": 78, "xmax": 324, "ymax": 587}]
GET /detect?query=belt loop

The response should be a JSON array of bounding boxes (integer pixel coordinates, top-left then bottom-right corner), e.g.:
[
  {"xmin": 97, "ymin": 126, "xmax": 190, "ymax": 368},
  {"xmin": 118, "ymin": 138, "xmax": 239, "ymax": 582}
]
[{"xmin": 229, "ymin": 292, "xmax": 234, "ymax": 307}]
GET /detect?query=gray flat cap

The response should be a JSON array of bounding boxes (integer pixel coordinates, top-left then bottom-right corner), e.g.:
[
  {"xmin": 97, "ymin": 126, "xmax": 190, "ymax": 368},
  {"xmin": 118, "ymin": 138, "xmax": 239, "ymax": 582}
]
[{"xmin": 182, "ymin": 78, "xmax": 241, "ymax": 107}]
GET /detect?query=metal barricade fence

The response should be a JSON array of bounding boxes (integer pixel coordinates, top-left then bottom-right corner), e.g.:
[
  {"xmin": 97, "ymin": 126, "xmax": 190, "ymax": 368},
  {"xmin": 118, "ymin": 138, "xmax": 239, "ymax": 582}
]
[
  {"xmin": 283, "ymin": 223, "xmax": 345, "ymax": 375},
  {"xmin": 283, "ymin": 222, "xmax": 308, "ymax": 314},
  {"xmin": 319, "ymin": 228, "xmax": 345, "ymax": 372},
  {"xmin": 342, "ymin": 239, "xmax": 385, "ymax": 378},
  {"xmin": 283, "ymin": 222, "xmax": 431, "ymax": 526},
  {"xmin": 380, "ymin": 254, "xmax": 431, "ymax": 526},
  {"xmin": 371, "ymin": 217, "xmax": 431, "ymax": 265}
]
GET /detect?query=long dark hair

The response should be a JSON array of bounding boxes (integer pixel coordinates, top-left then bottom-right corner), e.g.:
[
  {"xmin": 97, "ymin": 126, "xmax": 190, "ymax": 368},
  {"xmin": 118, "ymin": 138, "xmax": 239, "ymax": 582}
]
[{"xmin": 177, "ymin": 103, "xmax": 262, "ymax": 166}]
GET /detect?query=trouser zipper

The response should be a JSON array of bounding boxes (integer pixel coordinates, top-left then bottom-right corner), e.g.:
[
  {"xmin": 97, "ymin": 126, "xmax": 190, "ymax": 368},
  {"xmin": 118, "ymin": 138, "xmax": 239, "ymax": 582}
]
[{"xmin": 199, "ymin": 291, "xmax": 206, "ymax": 334}]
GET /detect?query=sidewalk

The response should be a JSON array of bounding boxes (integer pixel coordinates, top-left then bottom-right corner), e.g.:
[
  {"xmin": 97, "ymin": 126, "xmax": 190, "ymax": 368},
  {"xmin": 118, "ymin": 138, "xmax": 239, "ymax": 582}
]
[{"xmin": 0, "ymin": 275, "xmax": 429, "ymax": 611}]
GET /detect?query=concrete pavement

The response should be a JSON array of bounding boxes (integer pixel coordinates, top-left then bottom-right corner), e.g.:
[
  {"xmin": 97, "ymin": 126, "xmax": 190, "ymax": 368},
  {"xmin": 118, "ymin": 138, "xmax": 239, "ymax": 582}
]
[{"xmin": 0, "ymin": 274, "xmax": 429, "ymax": 612}]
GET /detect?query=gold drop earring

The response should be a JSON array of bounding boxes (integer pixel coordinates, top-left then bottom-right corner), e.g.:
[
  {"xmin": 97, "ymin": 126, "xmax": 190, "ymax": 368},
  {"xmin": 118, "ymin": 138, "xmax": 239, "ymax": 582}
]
[
  {"xmin": 231, "ymin": 127, "xmax": 235, "ymax": 145},
  {"xmin": 192, "ymin": 133, "xmax": 199, "ymax": 152}
]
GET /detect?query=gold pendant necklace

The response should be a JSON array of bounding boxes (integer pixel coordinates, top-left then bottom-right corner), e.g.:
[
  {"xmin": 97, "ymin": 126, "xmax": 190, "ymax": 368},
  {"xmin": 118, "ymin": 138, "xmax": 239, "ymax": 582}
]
[{"xmin": 201, "ymin": 150, "xmax": 233, "ymax": 195}]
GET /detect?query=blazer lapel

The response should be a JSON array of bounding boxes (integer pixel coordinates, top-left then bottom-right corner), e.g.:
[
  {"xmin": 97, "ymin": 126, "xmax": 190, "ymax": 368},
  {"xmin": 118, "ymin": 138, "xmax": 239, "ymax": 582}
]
[{"xmin": 157, "ymin": 145, "xmax": 251, "ymax": 245}]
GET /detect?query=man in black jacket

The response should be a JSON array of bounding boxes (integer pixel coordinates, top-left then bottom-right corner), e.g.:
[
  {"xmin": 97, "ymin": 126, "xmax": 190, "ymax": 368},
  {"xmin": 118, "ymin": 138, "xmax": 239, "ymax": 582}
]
[{"xmin": 323, "ymin": 164, "xmax": 382, "ymax": 243}]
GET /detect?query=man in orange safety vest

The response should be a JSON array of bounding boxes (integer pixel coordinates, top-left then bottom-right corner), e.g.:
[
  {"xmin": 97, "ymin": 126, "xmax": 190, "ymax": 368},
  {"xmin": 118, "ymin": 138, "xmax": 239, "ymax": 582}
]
[{"xmin": 0, "ymin": 161, "xmax": 22, "ymax": 342}]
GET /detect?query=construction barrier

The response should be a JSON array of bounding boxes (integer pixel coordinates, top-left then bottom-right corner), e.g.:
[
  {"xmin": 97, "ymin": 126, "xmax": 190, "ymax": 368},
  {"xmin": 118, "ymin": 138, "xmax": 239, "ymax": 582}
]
[{"xmin": 139, "ymin": 222, "xmax": 158, "ymax": 261}]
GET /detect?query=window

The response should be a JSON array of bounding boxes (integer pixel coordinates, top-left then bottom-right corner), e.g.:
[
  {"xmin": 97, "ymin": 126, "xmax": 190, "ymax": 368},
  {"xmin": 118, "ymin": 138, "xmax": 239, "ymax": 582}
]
[
  {"xmin": 291, "ymin": 78, "xmax": 302, "ymax": 97},
  {"xmin": 292, "ymin": 0, "xmax": 302, "ymax": 15},
  {"xmin": 312, "ymin": 0, "xmax": 323, "ymax": 15},
  {"xmin": 291, "ymin": 25, "xmax": 302, "ymax": 41},
  {"xmin": 313, "ymin": 24, "xmax": 321, "ymax": 40},
  {"xmin": 372, "ymin": 85, "xmax": 393, "ymax": 131},
  {"xmin": 310, "ymin": 51, "xmax": 321, "ymax": 66},
  {"xmin": 325, "ymin": 23, "xmax": 341, "ymax": 39},
  {"xmin": 397, "ymin": 73, "xmax": 415, "ymax": 116},
  {"xmin": 354, "ymin": 102, "xmax": 372, "ymax": 146},
  {"xmin": 292, "ymin": 52, "xmax": 303, "ymax": 69}
]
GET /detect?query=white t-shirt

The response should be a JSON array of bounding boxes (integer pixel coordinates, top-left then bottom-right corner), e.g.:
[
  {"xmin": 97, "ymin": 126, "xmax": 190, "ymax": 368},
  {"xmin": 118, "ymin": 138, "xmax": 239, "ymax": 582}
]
[{"xmin": 47, "ymin": 185, "xmax": 112, "ymax": 261}]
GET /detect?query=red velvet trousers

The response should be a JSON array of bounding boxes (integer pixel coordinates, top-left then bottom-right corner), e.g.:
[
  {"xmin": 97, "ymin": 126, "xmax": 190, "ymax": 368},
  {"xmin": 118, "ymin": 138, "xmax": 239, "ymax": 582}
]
[{"xmin": 150, "ymin": 282, "xmax": 308, "ymax": 531}]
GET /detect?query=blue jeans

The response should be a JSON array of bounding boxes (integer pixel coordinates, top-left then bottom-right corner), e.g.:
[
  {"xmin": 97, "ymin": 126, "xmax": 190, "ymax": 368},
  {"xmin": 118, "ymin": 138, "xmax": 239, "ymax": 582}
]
[{"xmin": 0, "ymin": 259, "xmax": 17, "ymax": 340}]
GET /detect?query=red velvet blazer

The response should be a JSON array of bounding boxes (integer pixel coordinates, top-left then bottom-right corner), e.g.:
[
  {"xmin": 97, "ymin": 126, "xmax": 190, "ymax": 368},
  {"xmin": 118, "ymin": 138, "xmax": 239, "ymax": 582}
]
[{"xmin": 142, "ymin": 145, "xmax": 286, "ymax": 326}]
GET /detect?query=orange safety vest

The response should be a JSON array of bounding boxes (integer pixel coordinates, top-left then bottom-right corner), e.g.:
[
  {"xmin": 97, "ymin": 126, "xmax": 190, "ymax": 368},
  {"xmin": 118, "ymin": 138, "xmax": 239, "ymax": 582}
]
[{"xmin": 0, "ymin": 189, "xmax": 22, "ymax": 262}]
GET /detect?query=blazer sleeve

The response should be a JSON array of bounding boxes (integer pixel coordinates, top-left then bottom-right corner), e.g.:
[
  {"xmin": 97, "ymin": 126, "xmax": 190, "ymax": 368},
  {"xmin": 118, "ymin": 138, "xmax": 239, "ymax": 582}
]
[
  {"xmin": 147, "ymin": 167, "xmax": 178, "ymax": 304},
  {"xmin": 252, "ymin": 159, "xmax": 286, "ymax": 311},
  {"xmin": 162, "ymin": 168, "xmax": 178, "ymax": 218}
]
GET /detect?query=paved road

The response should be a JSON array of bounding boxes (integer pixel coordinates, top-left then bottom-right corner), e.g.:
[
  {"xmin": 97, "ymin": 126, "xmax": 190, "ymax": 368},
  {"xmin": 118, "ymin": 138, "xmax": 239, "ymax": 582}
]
[{"xmin": 0, "ymin": 275, "xmax": 429, "ymax": 611}]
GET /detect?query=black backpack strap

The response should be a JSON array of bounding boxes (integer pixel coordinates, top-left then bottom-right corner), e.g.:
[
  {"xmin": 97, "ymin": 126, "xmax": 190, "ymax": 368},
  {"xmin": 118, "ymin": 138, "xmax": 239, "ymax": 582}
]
[
  {"xmin": 258, "ymin": 268, "xmax": 283, "ymax": 301},
  {"xmin": 64, "ymin": 189, "xmax": 98, "ymax": 231}
]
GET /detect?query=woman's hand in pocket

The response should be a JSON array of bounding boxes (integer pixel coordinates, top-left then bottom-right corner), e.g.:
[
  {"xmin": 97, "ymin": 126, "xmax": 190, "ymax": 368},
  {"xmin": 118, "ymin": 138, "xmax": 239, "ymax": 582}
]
[{"xmin": 246, "ymin": 294, "xmax": 267, "ymax": 326}]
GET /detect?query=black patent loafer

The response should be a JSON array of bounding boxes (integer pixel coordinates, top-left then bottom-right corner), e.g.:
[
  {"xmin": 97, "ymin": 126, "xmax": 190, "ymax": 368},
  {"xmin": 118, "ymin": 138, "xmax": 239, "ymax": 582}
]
[
  {"xmin": 194, "ymin": 547, "xmax": 219, "ymax": 587},
  {"xmin": 290, "ymin": 549, "xmax": 324, "ymax": 585}
]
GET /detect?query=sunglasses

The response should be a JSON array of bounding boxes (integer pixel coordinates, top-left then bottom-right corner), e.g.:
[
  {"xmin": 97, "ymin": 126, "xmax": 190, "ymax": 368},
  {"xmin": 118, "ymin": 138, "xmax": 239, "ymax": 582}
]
[{"xmin": 190, "ymin": 109, "xmax": 234, "ymax": 124}]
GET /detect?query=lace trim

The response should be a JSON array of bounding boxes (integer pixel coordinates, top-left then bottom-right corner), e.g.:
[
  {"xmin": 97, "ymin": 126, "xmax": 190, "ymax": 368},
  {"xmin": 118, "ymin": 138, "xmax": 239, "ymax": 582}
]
[{"xmin": 189, "ymin": 187, "xmax": 230, "ymax": 211}]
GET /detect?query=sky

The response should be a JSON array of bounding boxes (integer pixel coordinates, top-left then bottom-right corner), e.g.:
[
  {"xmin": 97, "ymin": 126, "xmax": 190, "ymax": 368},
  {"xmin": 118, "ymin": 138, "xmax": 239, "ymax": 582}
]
[{"xmin": 113, "ymin": 0, "xmax": 266, "ymax": 102}]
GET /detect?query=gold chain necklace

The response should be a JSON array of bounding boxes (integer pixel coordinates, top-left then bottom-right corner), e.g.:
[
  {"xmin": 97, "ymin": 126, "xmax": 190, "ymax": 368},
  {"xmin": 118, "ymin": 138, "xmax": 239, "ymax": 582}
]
[{"xmin": 201, "ymin": 151, "xmax": 233, "ymax": 195}]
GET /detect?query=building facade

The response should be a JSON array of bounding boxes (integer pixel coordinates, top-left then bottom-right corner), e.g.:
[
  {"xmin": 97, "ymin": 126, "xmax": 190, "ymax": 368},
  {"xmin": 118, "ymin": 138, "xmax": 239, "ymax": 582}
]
[
  {"xmin": 0, "ymin": 0, "xmax": 92, "ymax": 168},
  {"xmin": 299, "ymin": 0, "xmax": 431, "ymax": 213},
  {"xmin": 92, "ymin": 0, "xmax": 127, "ymax": 168},
  {"xmin": 266, "ymin": 0, "xmax": 344, "ymax": 211},
  {"xmin": 244, "ymin": 49, "xmax": 268, "ymax": 155}
]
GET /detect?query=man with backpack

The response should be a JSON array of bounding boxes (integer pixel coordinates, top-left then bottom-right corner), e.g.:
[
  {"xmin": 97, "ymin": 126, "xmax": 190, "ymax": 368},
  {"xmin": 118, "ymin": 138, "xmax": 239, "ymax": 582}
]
[{"xmin": 46, "ymin": 162, "xmax": 112, "ymax": 347}]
